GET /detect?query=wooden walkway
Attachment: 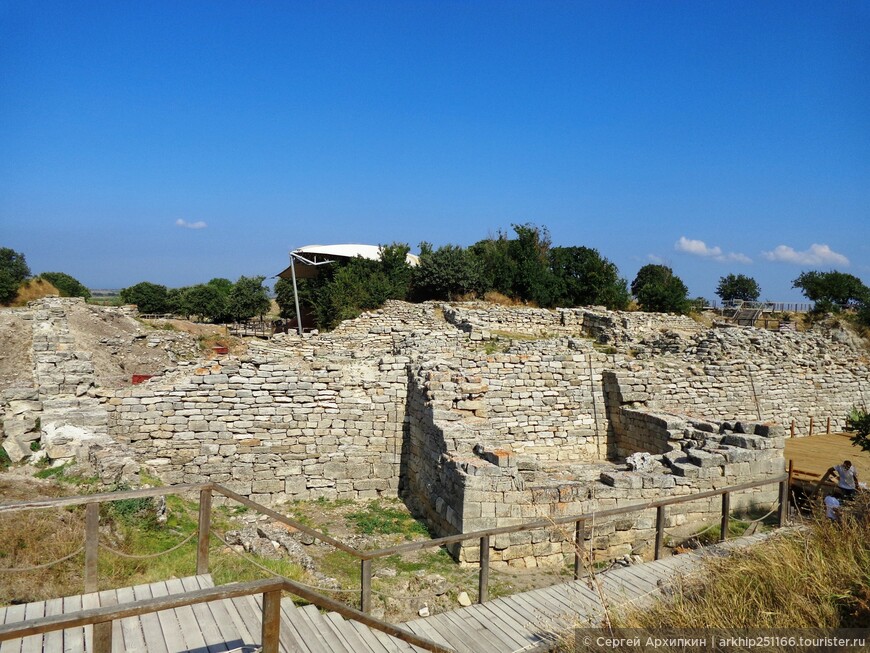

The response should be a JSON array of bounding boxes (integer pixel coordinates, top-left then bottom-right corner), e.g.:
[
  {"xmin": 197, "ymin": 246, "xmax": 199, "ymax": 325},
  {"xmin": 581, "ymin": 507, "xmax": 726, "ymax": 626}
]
[
  {"xmin": 399, "ymin": 533, "xmax": 772, "ymax": 653},
  {"xmin": 0, "ymin": 575, "xmax": 423, "ymax": 653},
  {"xmin": 0, "ymin": 533, "xmax": 771, "ymax": 652}
]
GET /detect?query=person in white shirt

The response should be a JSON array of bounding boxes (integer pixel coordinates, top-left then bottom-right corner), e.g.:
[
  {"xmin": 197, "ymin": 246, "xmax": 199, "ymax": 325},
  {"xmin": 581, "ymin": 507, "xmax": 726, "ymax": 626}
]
[{"xmin": 826, "ymin": 460, "xmax": 859, "ymax": 499}]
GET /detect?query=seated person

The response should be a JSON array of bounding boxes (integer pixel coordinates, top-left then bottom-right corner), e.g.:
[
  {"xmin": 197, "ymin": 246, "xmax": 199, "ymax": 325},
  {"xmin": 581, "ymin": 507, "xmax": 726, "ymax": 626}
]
[{"xmin": 824, "ymin": 493, "xmax": 841, "ymax": 521}]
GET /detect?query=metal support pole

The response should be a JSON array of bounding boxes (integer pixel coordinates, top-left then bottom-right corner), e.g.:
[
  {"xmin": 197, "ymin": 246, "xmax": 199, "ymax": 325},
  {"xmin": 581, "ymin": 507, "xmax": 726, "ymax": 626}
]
[
  {"xmin": 85, "ymin": 502, "xmax": 99, "ymax": 593},
  {"xmin": 197, "ymin": 488, "xmax": 212, "ymax": 575},
  {"xmin": 290, "ymin": 255, "xmax": 303, "ymax": 336},
  {"xmin": 478, "ymin": 535, "xmax": 490, "ymax": 604}
]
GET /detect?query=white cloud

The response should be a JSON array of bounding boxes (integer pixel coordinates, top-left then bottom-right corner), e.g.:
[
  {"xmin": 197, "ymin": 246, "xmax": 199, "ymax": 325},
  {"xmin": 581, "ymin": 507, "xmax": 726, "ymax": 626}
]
[
  {"xmin": 674, "ymin": 236, "xmax": 751, "ymax": 264},
  {"xmin": 175, "ymin": 219, "xmax": 207, "ymax": 230},
  {"xmin": 647, "ymin": 254, "xmax": 666, "ymax": 264},
  {"xmin": 762, "ymin": 243, "xmax": 849, "ymax": 266}
]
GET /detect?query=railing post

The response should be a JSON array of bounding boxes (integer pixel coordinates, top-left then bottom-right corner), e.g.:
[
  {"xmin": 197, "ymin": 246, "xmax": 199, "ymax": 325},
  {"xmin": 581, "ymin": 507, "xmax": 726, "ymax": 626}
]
[
  {"xmin": 197, "ymin": 487, "xmax": 212, "ymax": 575},
  {"xmin": 719, "ymin": 492, "xmax": 730, "ymax": 542},
  {"xmin": 478, "ymin": 535, "xmax": 490, "ymax": 604},
  {"xmin": 654, "ymin": 506, "xmax": 665, "ymax": 560},
  {"xmin": 778, "ymin": 478, "xmax": 789, "ymax": 527},
  {"xmin": 826, "ymin": 417, "xmax": 831, "ymax": 433},
  {"xmin": 573, "ymin": 520, "xmax": 585, "ymax": 580},
  {"xmin": 93, "ymin": 620, "xmax": 113, "ymax": 653},
  {"xmin": 360, "ymin": 558, "xmax": 372, "ymax": 614},
  {"xmin": 85, "ymin": 502, "xmax": 99, "ymax": 593},
  {"xmin": 262, "ymin": 589, "xmax": 282, "ymax": 653},
  {"xmin": 809, "ymin": 416, "xmax": 814, "ymax": 436},
  {"xmin": 790, "ymin": 420, "xmax": 795, "ymax": 438}
]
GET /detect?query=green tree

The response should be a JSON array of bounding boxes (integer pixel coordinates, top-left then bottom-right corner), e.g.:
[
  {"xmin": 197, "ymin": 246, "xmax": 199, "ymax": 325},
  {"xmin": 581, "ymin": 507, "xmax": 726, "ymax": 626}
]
[
  {"xmin": 715, "ymin": 274, "xmax": 760, "ymax": 303},
  {"xmin": 184, "ymin": 284, "xmax": 228, "ymax": 322},
  {"xmin": 38, "ymin": 272, "xmax": 91, "ymax": 299},
  {"xmin": 119, "ymin": 282, "xmax": 170, "ymax": 314},
  {"xmin": 274, "ymin": 277, "xmax": 298, "ymax": 320},
  {"xmin": 377, "ymin": 243, "xmax": 413, "ymax": 300},
  {"xmin": 846, "ymin": 407, "xmax": 870, "ymax": 453},
  {"xmin": 228, "ymin": 276, "xmax": 271, "ymax": 321},
  {"xmin": 792, "ymin": 271, "xmax": 869, "ymax": 313},
  {"xmin": 0, "ymin": 247, "xmax": 30, "ymax": 304},
  {"xmin": 549, "ymin": 246, "xmax": 630, "ymax": 309},
  {"xmin": 631, "ymin": 264, "xmax": 690, "ymax": 314},
  {"xmin": 508, "ymin": 223, "xmax": 558, "ymax": 307},
  {"xmin": 468, "ymin": 230, "xmax": 514, "ymax": 297},
  {"xmin": 167, "ymin": 287, "xmax": 190, "ymax": 317},
  {"xmin": 411, "ymin": 242, "xmax": 485, "ymax": 301},
  {"xmin": 467, "ymin": 223, "xmax": 559, "ymax": 306}
]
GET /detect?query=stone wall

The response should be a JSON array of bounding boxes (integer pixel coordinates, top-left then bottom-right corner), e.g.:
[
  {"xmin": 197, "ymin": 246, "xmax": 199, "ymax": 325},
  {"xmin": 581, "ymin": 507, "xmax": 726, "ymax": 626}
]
[
  {"xmin": 1, "ymin": 298, "xmax": 139, "ymax": 484},
  {"xmin": 6, "ymin": 298, "xmax": 867, "ymax": 568},
  {"xmin": 104, "ymin": 354, "xmax": 410, "ymax": 503},
  {"xmin": 603, "ymin": 326, "xmax": 870, "ymax": 435},
  {"xmin": 402, "ymin": 342, "xmax": 785, "ymax": 567}
]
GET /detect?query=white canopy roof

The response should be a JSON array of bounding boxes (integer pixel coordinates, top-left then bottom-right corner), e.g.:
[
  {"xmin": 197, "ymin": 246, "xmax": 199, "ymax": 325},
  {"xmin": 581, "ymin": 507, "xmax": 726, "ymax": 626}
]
[{"xmin": 278, "ymin": 243, "xmax": 419, "ymax": 279}]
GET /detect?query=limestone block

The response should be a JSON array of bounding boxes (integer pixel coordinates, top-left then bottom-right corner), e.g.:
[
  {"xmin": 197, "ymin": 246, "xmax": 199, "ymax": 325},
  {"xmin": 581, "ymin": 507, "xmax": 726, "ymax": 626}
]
[
  {"xmin": 722, "ymin": 433, "xmax": 769, "ymax": 450},
  {"xmin": 670, "ymin": 462, "xmax": 700, "ymax": 478},
  {"xmin": 2, "ymin": 416, "xmax": 39, "ymax": 440},
  {"xmin": 2, "ymin": 436, "xmax": 30, "ymax": 462},
  {"xmin": 8, "ymin": 400, "xmax": 42, "ymax": 415},
  {"xmin": 687, "ymin": 449, "xmax": 725, "ymax": 468},
  {"xmin": 719, "ymin": 445, "xmax": 756, "ymax": 464}
]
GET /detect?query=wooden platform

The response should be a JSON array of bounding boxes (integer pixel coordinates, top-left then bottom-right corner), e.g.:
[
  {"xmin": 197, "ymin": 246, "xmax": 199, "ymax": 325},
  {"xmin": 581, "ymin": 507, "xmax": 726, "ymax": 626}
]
[
  {"xmin": 784, "ymin": 432, "xmax": 870, "ymax": 482},
  {"xmin": 0, "ymin": 533, "xmax": 775, "ymax": 653},
  {"xmin": 0, "ymin": 575, "xmax": 424, "ymax": 653},
  {"xmin": 399, "ymin": 533, "xmax": 772, "ymax": 653}
]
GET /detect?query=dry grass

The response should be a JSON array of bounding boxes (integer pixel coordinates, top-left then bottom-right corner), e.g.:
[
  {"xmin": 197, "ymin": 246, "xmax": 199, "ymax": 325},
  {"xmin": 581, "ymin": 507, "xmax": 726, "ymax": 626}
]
[
  {"xmin": 616, "ymin": 499, "xmax": 869, "ymax": 632},
  {"xmin": 11, "ymin": 279, "xmax": 59, "ymax": 306},
  {"xmin": 483, "ymin": 291, "xmax": 528, "ymax": 306},
  {"xmin": 554, "ymin": 500, "xmax": 870, "ymax": 652},
  {"xmin": 0, "ymin": 507, "xmax": 87, "ymax": 604}
]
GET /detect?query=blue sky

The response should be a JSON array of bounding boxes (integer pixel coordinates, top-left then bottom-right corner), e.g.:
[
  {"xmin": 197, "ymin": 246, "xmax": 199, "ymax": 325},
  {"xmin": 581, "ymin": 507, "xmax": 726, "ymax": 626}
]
[{"xmin": 1, "ymin": 1, "xmax": 868, "ymax": 301}]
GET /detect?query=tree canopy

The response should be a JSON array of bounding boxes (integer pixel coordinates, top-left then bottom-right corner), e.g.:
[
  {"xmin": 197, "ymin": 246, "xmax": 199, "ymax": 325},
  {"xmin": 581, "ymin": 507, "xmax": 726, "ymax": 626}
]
[
  {"xmin": 0, "ymin": 247, "xmax": 30, "ymax": 304},
  {"xmin": 39, "ymin": 272, "xmax": 91, "ymax": 299},
  {"xmin": 549, "ymin": 246, "xmax": 630, "ymax": 309},
  {"xmin": 792, "ymin": 271, "xmax": 869, "ymax": 313},
  {"xmin": 119, "ymin": 282, "xmax": 170, "ymax": 314},
  {"xmin": 631, "ymin": 264, "xmax": 690, "ymax": 314},
  {"xmin": 715, "ymin": 274, "xmax": 760, "ymax": 303},
  {"xmin": 411, "ymin": 243, "xmax": 484, "ymax": 301},
  {"xmin": 228, "ymin": 276, "xmax": 271, "ymax": 321}
]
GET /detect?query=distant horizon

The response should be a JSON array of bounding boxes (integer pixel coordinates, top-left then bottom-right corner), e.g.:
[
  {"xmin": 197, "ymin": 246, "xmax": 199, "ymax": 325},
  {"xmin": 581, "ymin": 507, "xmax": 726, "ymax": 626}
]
[{"xmin": 2, "ymin": 2, "xmax": 867, "ymax": 302}]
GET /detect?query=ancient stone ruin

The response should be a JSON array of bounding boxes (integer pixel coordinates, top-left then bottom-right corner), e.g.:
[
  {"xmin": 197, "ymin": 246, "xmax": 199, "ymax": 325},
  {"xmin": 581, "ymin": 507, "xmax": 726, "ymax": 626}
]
[{"xmin": 3, "ymin": 297, "xmax": 869, "ymax": 566}]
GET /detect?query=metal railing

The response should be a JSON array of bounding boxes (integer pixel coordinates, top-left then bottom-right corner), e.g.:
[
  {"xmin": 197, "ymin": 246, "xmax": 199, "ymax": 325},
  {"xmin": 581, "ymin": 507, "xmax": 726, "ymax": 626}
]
[{"xmin": 0, "ymin": 475, "xmax": 790, "ymax": 650}]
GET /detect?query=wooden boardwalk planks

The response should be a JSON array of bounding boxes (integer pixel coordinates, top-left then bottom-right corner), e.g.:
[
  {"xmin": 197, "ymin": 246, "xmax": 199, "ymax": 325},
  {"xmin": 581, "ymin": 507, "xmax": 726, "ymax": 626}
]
[
  {"xmin": 0, "ymin": 533, "xmax": 773, "ymax": 653},
  {"xmin": 399, "ymin": 533, "xmax": 774, "ymax": 653}
]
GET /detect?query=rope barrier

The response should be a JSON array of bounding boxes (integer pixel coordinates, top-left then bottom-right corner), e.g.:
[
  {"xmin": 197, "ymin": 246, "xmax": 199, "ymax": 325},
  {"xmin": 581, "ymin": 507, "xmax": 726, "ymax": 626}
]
[
  {"xmin": 663, "ymin": 497, "xmax": 780, "ymax": 540},
  {"xmin": 0, "ymin": 546, "xmax": 85, "ymax": 572},
  {"xmin": 98, "ymin": 530, "xmax": 198, "ymax": 559},
  {"xmin": 210, "ymin": 530, "xmax": 362, "ymax": 595}
]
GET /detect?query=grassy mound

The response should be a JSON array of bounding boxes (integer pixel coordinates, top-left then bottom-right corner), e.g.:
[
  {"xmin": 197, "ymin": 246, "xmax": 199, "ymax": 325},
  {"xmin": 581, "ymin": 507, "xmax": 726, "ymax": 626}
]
[{"xmin": 11, "ymin": 278, "xmax": 60, "ymax": 306}]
